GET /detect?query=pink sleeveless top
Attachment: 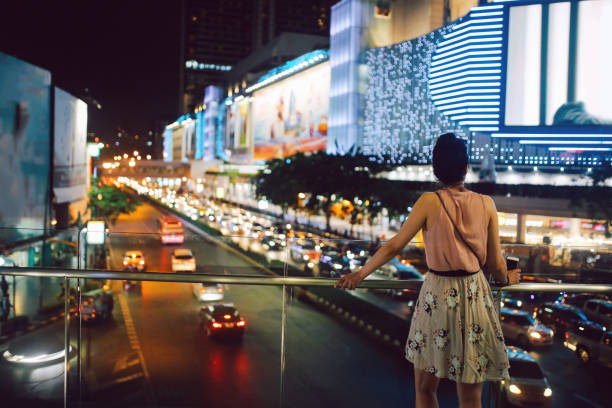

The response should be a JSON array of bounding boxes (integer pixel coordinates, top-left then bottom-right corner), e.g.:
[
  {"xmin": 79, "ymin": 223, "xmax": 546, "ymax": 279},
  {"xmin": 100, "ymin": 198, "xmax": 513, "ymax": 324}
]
[{"xmin": 423, "ymin": 189, "xmax": 488, "ymax": 273}]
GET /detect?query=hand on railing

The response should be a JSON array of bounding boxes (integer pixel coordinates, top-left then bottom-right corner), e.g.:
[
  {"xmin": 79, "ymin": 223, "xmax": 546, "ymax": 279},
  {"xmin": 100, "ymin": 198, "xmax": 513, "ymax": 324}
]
[
  {"xmin": 334, "ymin": 270, "xmax": 366, "ymax": 290},
  {"xmin": 506, "ymin": 268, "xmax": 521, "ymax": 285}
]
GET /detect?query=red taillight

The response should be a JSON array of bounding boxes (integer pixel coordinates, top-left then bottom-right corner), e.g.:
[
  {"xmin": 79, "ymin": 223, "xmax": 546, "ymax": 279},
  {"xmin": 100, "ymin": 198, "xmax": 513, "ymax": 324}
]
[
  {"xmin": 223, "ymin": 314, "xmax": 232, "ymax": 320},
  {"xmin": 217, "ymin": 287, "xmax": 224, "ymax": 293},
  {"xmin": 212, "ymin": 322, "xmax": 223, "ymax": 329},
  {"xmin": 565, "ymin": 331, "xmax": 569, "ymax": 340},
  {"xmin": 237, "ymin": 320, "xmax": 246, "ymax": 327}
]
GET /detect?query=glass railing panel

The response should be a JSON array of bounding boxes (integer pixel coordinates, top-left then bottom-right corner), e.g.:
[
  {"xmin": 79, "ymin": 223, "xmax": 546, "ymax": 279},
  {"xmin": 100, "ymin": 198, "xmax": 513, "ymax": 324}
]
[
  {"xmin": 0, "ymin": 227, "xmax": 79, "ymax": 406},
  {"xmin": 501, "ymin": 242, "xmax": 612, "ymax": 284},
  {"xmin": 281, "ymin": 236, "xmax": 433, "ymax": 406},
  {"xmin": 77, "ymin": 230, "xmax": 284, "ymax": 407}
]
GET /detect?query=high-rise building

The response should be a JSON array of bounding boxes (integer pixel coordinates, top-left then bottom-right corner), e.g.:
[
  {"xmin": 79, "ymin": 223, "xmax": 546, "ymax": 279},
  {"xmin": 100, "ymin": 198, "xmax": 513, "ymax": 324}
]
[
  {"xmin": 179, "ymin": 0, "xmax": 336, "ymax": 115},
  {"xmin": 180, "ymin": 0, "xmax": 254, "ymax": 115}
]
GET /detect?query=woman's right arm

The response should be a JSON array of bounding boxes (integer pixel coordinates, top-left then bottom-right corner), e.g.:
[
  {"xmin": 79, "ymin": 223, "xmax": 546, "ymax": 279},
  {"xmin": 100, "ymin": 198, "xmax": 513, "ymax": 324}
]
[
  {"xmin": 484, "ymin": 196, "xmax": 518, "ymax": 284},
  {"xmin": 335, "ymin": 192, "xmax": 434, "ymax": 290}
]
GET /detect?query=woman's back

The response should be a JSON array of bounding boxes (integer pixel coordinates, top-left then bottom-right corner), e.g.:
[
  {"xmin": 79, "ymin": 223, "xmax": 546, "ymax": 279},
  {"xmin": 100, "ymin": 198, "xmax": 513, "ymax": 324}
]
[{"xmin": 424, "ymin": 189, "xmax": 488, "ymax": 272}]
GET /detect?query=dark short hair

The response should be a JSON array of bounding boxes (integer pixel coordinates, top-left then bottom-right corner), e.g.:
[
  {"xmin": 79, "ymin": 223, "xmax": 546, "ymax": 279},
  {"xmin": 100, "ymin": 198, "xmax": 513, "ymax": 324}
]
[{"xmin": 432, "ymin": 133, "xmax": 468, "ymax": 186}]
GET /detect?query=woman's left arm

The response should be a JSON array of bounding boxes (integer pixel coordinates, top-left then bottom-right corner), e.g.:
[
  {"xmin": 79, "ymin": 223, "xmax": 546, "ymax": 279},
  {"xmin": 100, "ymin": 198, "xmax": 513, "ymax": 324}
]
[{"xmin": 335, "ymin": 193, "xmax": 434, "ymax": 290}]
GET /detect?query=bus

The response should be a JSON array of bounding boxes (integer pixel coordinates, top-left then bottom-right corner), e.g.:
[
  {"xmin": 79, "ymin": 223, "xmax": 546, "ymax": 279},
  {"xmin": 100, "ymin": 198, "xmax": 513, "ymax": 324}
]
[{"xmin": 158, "ymin": 215, "xmax": 184, "ymax": 244}]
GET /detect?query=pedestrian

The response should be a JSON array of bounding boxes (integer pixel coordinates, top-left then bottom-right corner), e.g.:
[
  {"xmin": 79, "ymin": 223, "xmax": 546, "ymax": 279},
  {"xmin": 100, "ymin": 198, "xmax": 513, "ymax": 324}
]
[
  {"xmin": 0, "ymin": 276, "xmax": 8, "ymax": 297},
  {"xmin": 335, "ymin": 133, "xmax": 520, "ymax": 408}
]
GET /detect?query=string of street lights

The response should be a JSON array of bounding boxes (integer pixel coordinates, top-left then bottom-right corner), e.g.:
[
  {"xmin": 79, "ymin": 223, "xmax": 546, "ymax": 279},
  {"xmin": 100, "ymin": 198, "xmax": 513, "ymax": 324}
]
[{"xmin": 104, "ymin": 150, "xmax": 153, "ymax": 169}]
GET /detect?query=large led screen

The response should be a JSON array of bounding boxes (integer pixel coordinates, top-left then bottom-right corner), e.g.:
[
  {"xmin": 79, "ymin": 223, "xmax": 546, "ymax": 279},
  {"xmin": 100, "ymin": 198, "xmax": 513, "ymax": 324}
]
[
  {"xmin": 251, "ymin": 62, "xmax": 329, "ymax": 161},
  {"xmin": 54, "ymin": 87, "xmax": 88, "ymax": 204},
  {"xmin": 0, "ymin": 52, "xmax": 51, "ymax": 242},
  {"xmin": 505, "ymin": 0, "xmax": 612, "ymax": 127},
  {"xmin": 363, "ymin": 27, "xmax": 466, "ymax": 164}
]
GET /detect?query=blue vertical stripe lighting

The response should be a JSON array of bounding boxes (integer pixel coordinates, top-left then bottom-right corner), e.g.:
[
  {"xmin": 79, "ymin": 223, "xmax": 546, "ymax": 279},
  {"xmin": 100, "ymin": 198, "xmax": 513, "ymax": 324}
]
[{"xmin": 428, "ymin": 4, "xmax": 506, "ymax": 132}]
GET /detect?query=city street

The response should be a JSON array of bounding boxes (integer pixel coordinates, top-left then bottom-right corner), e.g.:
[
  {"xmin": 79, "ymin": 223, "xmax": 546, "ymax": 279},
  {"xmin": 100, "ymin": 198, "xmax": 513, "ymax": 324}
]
[
  {"xmin": 1, "ymin": 201, "xmax": 610, "ymax": 407},
  {"xmin": 81, "ymin": 202, "xmax": 459, "ymax": 407}
]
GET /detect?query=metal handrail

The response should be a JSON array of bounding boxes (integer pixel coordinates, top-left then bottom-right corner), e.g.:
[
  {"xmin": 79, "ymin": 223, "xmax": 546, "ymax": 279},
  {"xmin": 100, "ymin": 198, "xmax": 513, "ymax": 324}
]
[{"xmin": 1, "ymin": 266, "xmax": 612, "ymax": 293}]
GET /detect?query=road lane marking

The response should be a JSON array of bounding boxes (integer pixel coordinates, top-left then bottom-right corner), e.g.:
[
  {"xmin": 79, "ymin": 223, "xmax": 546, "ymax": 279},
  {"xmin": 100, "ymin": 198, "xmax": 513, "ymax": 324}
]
[
  {"xmin": 573, "ymin": 394, "xmax": 603, "ymax": 408},
  {"xmin": 118, "ymin": 294, "xmax": 151, "ymax": 383}
]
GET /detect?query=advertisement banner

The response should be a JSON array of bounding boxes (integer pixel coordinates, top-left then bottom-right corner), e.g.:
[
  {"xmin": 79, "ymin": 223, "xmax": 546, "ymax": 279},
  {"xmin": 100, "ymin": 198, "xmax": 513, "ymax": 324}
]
[
  {"xmin": 53, "ymin": 87, "xmax": 88, "ymax": 204},
  {"xmin": 251, "ymin": 62, "xmax": 329, "ymax": 161},
  {"xmin": 0, "ymin": 52, "xmax": 51, "ymax": 241}
]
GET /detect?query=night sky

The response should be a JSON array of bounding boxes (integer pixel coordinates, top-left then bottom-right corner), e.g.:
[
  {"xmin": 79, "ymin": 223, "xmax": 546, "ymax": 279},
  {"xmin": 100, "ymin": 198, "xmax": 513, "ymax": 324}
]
[{"xmin": 0, "ymin": 1, "xmax": 180, "ymax": 145}]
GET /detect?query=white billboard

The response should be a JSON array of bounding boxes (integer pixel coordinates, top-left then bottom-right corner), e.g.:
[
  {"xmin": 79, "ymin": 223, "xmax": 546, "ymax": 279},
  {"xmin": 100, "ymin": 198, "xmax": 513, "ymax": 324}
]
[{"xmin": 53, "ymin": 88, "xmax": 88, "ymax": 203}]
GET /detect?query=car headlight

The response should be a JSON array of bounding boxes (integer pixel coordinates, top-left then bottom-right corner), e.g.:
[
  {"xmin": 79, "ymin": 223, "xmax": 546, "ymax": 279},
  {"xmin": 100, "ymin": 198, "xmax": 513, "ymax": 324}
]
[
  {"xmin": 303, "ymin": 255, "xmax": 309, "ymax": 260},
  {"xmin": 544, "ymin": 388, "xmax": 552, "ymax": 397},
  {"xmin": 307, "ymin": 262, "xmax": 315, "ymax": 268},
  {"xmin": 516, "ymin": 300, "xmax": 522, "ymax": 307},
  {"xmin": 333, "ymin": 263, "xmax": 342, "ymax": 270},
  {"xmin": 500, "ymin": 301, "xmax": 505, "ymax": 308},
  {"xmin": 509, "ymin": 384, "xmax": 522, "ymax": 395},
  {"xmin": 529, "ymin": 331, "xmax": 542, "ymax": 339}
]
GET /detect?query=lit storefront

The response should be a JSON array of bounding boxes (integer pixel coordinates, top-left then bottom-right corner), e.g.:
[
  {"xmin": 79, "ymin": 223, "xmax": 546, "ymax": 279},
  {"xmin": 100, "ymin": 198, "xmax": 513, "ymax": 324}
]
[{"xmin": 499, "ymin": 212, "xmax": 610, "ymax": 247}]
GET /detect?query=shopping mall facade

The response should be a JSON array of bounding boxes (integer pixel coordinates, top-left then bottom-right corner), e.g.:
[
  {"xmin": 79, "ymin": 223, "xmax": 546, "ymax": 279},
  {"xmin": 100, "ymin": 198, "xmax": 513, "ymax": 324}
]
[{"xmin": 154, "ymin": 0, "xmax": 612, "ymax": 247}]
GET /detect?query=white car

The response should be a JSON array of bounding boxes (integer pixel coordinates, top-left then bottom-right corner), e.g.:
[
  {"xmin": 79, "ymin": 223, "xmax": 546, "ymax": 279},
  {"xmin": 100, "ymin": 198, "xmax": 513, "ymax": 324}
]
[
  {"xmin": 501, "ymin": 346, "xmax": 552, "ymax": 407},
  {"xmin": 171, "ymin": 248, "xmax": 196, "ymax": 272},
  {"xmin": 192, "ymin": 283, "xmax": 224, "ymax": 302}
]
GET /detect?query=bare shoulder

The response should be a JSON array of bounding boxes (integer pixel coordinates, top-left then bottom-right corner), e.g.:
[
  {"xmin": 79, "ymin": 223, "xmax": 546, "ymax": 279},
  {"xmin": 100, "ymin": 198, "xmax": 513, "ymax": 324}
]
[
  {"xmin": 419, "ymin": 191, "xmax": 439, "ymax": 203},
  {"xmin": 480, "ymin": 194, "xmax": 497, "ymax": 216}
]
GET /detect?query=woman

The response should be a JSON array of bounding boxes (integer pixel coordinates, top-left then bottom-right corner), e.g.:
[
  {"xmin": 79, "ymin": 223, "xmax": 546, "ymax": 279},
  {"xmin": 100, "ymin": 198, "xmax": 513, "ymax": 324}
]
[{"xmin": 335, "ymin": 133, "xmax": 520, "ymax": 408}]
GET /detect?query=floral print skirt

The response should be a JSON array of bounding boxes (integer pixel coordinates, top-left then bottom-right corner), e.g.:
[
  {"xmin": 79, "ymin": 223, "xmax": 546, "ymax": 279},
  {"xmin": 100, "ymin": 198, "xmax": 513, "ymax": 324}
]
[{"xmin": 405, "ymin": 270, "xmax": 510, "ymax": 384}]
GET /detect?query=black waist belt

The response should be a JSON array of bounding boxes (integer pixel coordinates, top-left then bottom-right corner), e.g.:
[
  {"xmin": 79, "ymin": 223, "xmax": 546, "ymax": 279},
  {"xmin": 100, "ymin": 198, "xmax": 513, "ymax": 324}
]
[{"xmin": 428, "ymin": 269, "xmax": 480, "ymax": 277}]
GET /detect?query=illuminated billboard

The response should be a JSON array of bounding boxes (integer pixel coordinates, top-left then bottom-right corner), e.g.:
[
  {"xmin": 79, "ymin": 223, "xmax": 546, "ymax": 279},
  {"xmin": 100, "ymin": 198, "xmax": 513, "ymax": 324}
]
[
  {"xmin": 493, "ymin": 0, "xmax": 612, "ymax": 167},
  {"xmin": 0, "ymin": 52, "xmax": 51, "ymax": 241},
  {"xmin": 361, "ymin": 0, "xmax": 611, "ymax": 168},
  {"xmin": 363, "ymin": 28, "xmax": 467, "ymax": 164},
  {"xmin": 251, "ymin": 61, "xmax": 330, "ymax": 161},
  {"xmin": 54, "ymin": 87, "xmax": 88, "ymax": 204}
]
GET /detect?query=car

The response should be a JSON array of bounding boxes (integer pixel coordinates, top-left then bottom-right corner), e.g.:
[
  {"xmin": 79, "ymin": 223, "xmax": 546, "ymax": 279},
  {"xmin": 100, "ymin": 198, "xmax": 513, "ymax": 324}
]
[
  {"xmin": 69, "ymin": 288, "xmax": 114, "ymax": 322},
  {"xmin": 499, "ymin": 308, "xmax": 554, "ymax": 348},
  {"xmin": 366, "ymin": 261, "xmax": 423, "ymax": 299},
  {"xmin": 563, "ymin": 321, "xmax": 612, "ymax": 368},
  {"xmin": 171, "ymin": 248, "xmax": 196, "ymax": 272},
  {"xmin": 122, "ymin": 280, "xmax": 141, "ymax": 292},
  {"xmin": 500, "ymin": 346, "xmax": 552, "ymax": 408},
  {"xmin": 581, "ymin": 299, "xmax": 612, "ymax": 329},
  {"xmin": 199, "ymin": 303, "xmax": 246, "ymax": 339},
  {"xmin": 289, "ymin": 239, "xmax": 321, "ymax": 263},
  {"xmin": 499, "ymin": 292, "xmax": 524, "ymax": 310},
  {"xmin": 534, "ymin": 303, "xmax": 591, "ymax": 337},
  {"xmin": 562, "ymin": 292, "xmax": 610, "ymax": 309},
  {"xmin": 192, "ymin": 283, "xmax": 224, "ymax": 302},
  {"xmin": 317, "ymin": 251, "xmax": 358, "ymax": 277},
  {"xmin": 122, "ymin": 250, "xmax": 146, "ymax": 272}
]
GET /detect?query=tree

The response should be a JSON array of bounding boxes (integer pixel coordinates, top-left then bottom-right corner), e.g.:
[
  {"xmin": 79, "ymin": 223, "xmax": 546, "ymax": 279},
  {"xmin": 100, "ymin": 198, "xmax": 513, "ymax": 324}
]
[
  {"xmin": 254, "ymin": 156, "xmax": 304, "ymax": 218},
  {"xmin": 255, "ymin": 151, "xmax": 398, "ymax": 232},
  {"xmin": 88, "ymin": 179, "xmax": 141, "ymax": 224}
]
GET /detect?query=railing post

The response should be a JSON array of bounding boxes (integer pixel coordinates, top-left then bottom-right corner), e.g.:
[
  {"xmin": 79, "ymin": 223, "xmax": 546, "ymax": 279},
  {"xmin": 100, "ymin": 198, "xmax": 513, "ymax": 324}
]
[
  {"xmin": 63, "ymin": 275, "xmax": 70, "ymax": 408},
  {"xmin": 279, "ymin": 237, "xmax": 290, "ymax": 408},
  {"xmin": 77, "ymin": 227, "xmax": 87, "ymax": 408}
]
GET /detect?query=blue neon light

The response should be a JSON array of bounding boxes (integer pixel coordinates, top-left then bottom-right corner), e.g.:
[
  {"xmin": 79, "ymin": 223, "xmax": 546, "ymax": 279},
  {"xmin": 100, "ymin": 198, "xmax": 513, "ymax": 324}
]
[{"xmin": 429, "ymin": 5, "xmax": 505, "ymax": 131}]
